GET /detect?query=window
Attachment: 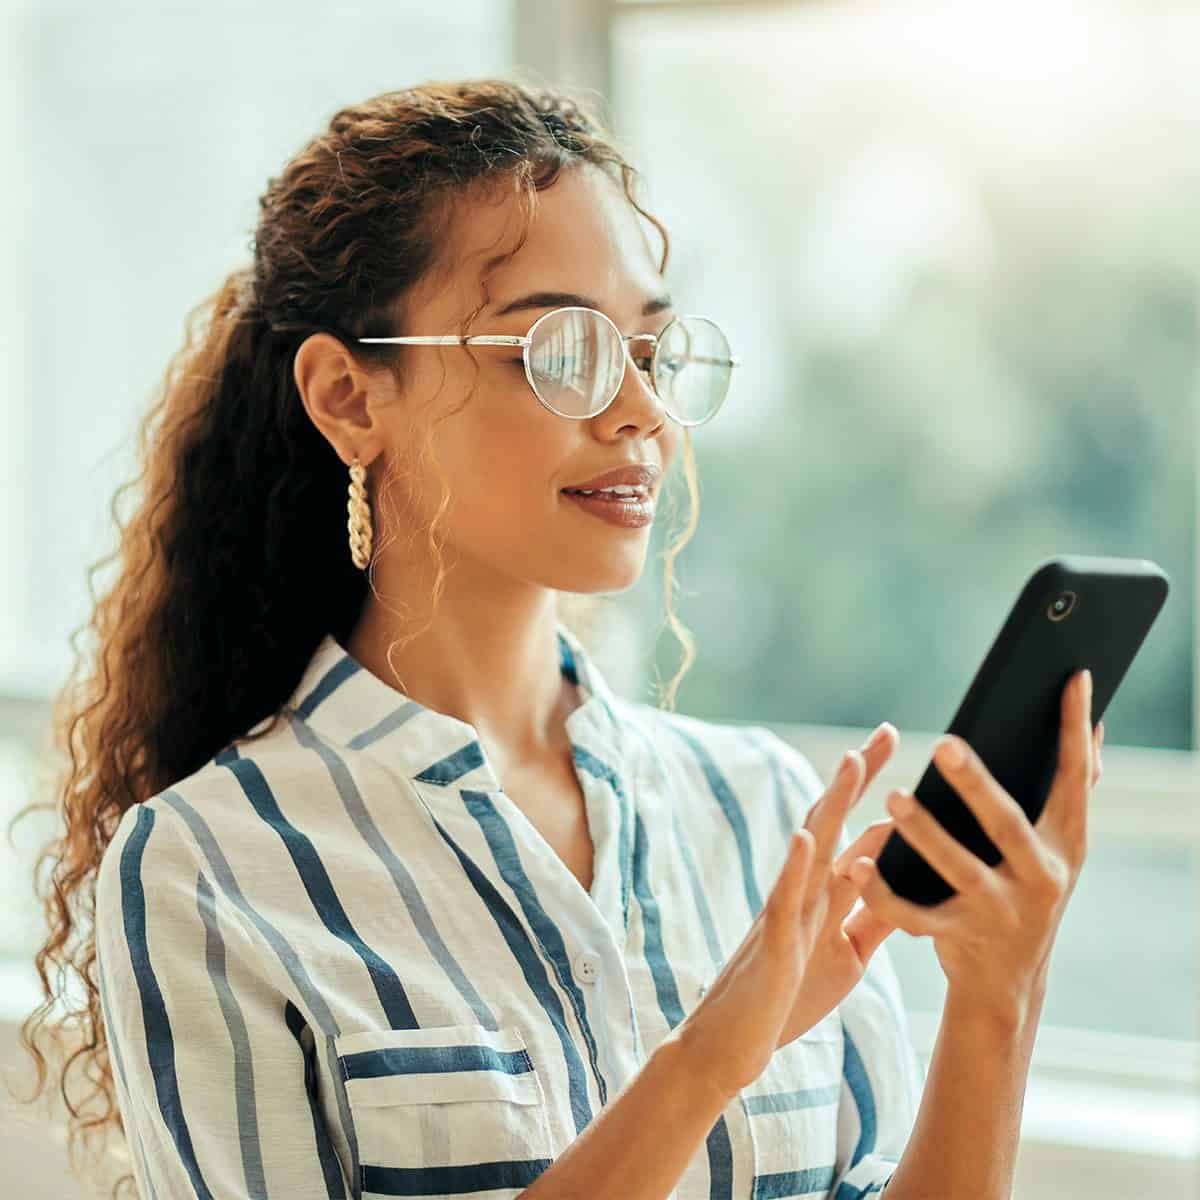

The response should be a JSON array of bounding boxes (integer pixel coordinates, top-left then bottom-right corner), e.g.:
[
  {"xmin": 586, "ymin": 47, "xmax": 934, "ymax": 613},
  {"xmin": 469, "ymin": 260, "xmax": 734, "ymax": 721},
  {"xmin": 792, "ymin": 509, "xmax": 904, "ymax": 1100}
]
[
  {"xmin": 611, "ymin": 0, "xmax": 1199, "ymax": 1050},
  {"xmin": 0, "ymin": 0, "xmax": 513, "ymax": 985}
]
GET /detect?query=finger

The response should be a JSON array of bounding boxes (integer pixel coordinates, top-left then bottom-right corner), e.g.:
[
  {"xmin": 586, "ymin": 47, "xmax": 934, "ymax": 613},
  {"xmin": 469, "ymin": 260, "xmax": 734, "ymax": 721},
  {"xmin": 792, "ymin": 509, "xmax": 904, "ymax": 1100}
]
[
  {"xmin": 1090, "ymin": 721, "xmax": 1104, "ymax": 788},
  {"xmin": 804, "ymin": 750, "xmax": 864, "ymax": 871},
  {"xmin": 774, "ymin": 830, "xmax": 815, "ymax": 919},
  {"xmin": 824, "ymin": 820, "xmax": 896, "ymax": 926},
  {"xmin": 855, "ymin": 722, "xmax": 900, "ymax": 801},
  {"xmin": 784, "ymin": 831, "xmax": 831, "ymax": 958},
  {"xmin": 834, "ymin": 818, "xmax": 896, "ymax": 878},
  {"xmin": 836, "ymin": 819, "xmax": 903, "ymax": 959},
  {"xmin": 843, "ymin": 901, "xmax": 896, "ymax": 964},
  {"xmin": 811, "ymin": 721, "xmax": 896, "ymax": 832},
  {"xmin": 847, "ymin": 855, "xmax": 954, "ymax": 938},
  {"xmin": 932, "ymin": 734, "xmax": 1046, "ymax": 882},
  {"xmin": 1039, "ymin": 669, "xmax": 1094, "ymax": 849},
  {"xmin": 825, "ymin": 869, "xmax": 864, "ymax": 925},
  {"xmin": 884, "ymin": 788, "xmax": 995, "ymax": 897}
]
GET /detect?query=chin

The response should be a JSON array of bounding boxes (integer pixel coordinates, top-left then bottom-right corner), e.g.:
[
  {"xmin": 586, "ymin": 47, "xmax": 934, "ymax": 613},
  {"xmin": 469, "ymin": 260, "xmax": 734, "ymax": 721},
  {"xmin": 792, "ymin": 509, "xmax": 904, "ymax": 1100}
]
[{"xmin": 547, "ymin": 557, "xmax": 647, "ymax": 596}]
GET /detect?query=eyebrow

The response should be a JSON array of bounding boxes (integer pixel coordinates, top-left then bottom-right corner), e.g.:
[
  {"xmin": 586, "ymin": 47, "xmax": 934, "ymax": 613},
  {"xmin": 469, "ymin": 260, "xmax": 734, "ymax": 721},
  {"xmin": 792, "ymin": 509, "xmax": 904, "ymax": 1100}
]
[{"xmin": 489, "ymin": 290, "xmax": 675, "ymax": 319}]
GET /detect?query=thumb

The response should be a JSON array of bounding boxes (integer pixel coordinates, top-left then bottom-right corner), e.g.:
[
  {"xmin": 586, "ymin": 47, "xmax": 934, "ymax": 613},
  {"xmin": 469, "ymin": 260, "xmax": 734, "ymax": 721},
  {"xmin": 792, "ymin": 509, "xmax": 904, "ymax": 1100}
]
[
  {"xmin": 843, "ymin": 902, "xmax": 896, "ymax": 964},
  {"xmin": 836, "ymin": 820, "xmax": 899, "ymax": 963},
  {"xmin": 834, "ymin": 817, "xmax": 895, "ymax": 877}
]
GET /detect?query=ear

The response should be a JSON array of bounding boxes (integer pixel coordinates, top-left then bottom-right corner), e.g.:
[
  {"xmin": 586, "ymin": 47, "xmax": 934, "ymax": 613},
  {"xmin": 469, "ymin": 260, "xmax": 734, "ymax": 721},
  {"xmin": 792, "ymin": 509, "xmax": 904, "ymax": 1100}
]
[{"xmin": 293, "ymin": 331, "xmax": 385, "ymax": 465}]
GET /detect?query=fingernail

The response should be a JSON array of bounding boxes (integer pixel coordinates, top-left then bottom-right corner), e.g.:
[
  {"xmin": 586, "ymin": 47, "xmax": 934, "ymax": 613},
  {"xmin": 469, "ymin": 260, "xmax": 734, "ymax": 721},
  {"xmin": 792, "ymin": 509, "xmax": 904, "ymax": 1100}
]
[
  {"xmin": 935, "ymin": 735, "xmax": 965, "ymax": 769},
  {"xmin": 838, "ymin": 750, "xmax": 859, "ymax": 780},
  {"xmin": 862, "ymin": 723, "xmax": 891, "ymax": 752},
  {"xmin": 1083, "ymin": 669, "xmax": 1093, "ymax": 698}
]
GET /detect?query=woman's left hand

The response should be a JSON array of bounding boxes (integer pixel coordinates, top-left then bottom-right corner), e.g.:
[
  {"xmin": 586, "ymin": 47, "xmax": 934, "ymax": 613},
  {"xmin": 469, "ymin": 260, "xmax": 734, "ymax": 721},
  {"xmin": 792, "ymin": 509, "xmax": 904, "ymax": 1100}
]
[{"xmin": 844, "ymin": 668, "xmax": 1104, "ymax": 1024}]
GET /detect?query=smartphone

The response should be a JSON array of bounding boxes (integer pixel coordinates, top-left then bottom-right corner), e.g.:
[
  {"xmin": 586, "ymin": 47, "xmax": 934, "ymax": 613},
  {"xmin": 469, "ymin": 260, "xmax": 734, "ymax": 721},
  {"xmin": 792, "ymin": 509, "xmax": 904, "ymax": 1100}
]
[{"xmin": 875, "ymin": 554, "xmax": 1170, "ymax": 906}]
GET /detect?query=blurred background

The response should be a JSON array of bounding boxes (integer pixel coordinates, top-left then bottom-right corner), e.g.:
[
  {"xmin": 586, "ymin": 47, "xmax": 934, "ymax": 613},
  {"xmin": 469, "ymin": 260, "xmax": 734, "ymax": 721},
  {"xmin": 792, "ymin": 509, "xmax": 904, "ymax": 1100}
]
[{"xmin": 1, "ymin": 0, "xmax": 1196, "ymax": 1196}]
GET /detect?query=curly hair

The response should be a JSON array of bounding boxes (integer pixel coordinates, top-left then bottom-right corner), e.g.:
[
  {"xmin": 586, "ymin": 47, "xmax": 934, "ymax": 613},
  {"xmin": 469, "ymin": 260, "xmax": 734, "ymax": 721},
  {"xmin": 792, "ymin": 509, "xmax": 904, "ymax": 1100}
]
[{"xmin": 6, "ymin": 77, "xmax": 704, "ymax": 1198}]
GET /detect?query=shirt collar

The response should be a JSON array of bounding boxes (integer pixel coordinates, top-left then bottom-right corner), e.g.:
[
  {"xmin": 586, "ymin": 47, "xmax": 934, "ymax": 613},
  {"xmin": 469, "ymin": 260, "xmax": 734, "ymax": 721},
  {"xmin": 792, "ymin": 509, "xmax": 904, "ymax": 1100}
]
[{"xmin": 284, "ymin": 621, "xmax": 627, "ymax": 792}]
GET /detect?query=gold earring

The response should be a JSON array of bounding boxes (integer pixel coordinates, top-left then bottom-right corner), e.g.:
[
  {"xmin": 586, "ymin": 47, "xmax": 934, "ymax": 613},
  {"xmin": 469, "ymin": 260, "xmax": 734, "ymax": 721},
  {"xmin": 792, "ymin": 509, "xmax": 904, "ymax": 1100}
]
[{"xmin": 347, "ymin": 455, "xmax": 373, "ymax": 570}]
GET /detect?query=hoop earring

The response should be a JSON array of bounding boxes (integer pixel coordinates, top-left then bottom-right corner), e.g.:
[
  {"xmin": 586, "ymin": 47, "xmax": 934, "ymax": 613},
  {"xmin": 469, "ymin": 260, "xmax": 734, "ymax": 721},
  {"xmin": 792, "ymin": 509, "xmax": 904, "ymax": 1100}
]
[{"xmin": 347, "ymin": 455, "xmax": 374, "ymax": 570}]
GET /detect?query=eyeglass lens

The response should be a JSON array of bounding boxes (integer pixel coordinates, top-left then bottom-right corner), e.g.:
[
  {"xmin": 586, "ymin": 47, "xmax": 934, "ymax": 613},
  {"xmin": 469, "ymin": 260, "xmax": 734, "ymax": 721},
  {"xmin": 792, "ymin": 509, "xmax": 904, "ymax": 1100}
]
[{"xmin": 526, "ymin": 308, "xmax": 733, "ymax": 424}]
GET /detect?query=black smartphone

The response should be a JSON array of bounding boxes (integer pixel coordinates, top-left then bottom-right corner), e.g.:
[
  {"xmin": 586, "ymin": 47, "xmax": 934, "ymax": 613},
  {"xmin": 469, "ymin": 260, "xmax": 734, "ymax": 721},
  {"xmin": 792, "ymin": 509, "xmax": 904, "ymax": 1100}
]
[{"xmin": 875, "ymin": 554, "xmax": 1170, "ymax": 907}]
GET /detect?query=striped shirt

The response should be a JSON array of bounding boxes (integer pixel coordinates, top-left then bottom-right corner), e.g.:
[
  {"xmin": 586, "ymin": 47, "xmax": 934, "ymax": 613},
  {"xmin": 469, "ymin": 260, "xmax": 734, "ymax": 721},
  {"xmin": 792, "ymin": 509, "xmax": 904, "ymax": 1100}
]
[{"xmin": 95, "ymin": 621, "xmax": 925, "ymax": 1200}]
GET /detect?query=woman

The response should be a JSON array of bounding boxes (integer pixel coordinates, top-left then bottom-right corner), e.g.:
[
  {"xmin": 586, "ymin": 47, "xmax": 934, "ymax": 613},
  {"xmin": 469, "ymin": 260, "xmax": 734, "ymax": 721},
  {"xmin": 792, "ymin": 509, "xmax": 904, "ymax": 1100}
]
[{"xmin": 18, "ymin": 80, "xmax": 1103, "ymax": 1200}]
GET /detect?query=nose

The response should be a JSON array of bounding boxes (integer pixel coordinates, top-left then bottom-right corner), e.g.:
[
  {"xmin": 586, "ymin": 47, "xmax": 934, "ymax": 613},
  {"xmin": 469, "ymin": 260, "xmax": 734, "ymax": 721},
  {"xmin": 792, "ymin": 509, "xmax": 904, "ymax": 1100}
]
[{"xmin": 607, "ymin": 334, "xmax": 670, "ymax": 428}]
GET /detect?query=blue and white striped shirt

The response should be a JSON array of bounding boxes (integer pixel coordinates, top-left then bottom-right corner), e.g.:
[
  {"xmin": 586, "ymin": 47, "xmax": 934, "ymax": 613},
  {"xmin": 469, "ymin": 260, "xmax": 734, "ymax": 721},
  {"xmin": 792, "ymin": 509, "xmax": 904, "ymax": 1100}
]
[{"xmin": 96, "ymin": 621, "xmax": 924, "ymax": 1199}]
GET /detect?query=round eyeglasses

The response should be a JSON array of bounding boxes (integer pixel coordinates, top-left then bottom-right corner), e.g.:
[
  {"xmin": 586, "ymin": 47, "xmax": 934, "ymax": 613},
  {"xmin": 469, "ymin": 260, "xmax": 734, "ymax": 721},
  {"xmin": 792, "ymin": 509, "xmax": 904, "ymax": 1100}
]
[{"xmin": 358, "ymin": 305, "xmax": 740, "ymax": 426}]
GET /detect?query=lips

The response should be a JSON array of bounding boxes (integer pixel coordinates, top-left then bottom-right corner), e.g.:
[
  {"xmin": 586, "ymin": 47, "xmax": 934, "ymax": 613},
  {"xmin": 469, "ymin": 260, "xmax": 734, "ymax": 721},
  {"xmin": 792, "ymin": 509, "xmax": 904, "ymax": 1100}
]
[
  {"xmin": 561, "ymin": 487, "xmax": 657, "ymax": 528},
  {"xmin": 562, "ymin": 489, "xmax": 649, "ymax": 501},
  {"xmin": 561, "ymin": 463, "xmax": 662, "ymax": 492}
]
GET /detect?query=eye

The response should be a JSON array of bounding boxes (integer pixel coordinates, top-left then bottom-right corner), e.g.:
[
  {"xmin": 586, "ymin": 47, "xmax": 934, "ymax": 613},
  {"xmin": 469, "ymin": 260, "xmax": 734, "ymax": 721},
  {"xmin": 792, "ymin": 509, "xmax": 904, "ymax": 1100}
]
[{"xmin": 630, "ymin": 343, "xmax": 656, "ymax": 372}]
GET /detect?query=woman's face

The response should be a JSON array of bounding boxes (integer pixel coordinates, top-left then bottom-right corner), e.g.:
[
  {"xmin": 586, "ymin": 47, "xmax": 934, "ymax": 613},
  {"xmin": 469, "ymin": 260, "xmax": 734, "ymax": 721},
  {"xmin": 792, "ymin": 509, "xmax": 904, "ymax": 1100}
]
[{"xmin": 370, "ymin": 163, "xmax": 683, "ymax": 598}]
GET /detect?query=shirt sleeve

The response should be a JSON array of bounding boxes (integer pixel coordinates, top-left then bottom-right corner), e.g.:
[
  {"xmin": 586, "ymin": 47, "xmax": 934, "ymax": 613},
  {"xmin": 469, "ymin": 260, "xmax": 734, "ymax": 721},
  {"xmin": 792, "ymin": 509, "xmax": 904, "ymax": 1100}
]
[
  {"xmin": 95, "ymin": 799, "xmax": 353, "ymax": 1199},
  {"xmin": 747, "ymin": 726, "xmax": 927, "ymax": 1198}
]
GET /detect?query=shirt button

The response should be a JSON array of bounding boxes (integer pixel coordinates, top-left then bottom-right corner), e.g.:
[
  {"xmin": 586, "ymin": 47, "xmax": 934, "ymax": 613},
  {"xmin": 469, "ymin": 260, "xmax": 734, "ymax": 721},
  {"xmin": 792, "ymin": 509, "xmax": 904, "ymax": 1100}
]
[{"xmin": 574, "ymin": 950, "xmax": 601, "ymax": 984}]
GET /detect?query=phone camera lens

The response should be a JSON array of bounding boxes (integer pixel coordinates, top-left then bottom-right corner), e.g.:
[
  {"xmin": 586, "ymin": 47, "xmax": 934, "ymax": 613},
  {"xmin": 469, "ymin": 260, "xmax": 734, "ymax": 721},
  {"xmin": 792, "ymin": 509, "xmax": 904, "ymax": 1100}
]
[{"xmin": 1047, "ymin": 590, "xmax": 1077, "ymax": 622}]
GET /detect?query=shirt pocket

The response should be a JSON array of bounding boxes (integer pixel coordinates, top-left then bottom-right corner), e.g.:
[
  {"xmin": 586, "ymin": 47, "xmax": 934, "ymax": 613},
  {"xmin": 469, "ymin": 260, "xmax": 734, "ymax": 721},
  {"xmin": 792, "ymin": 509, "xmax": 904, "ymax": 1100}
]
[
  {"xmin": 334, "ymin": 1023, "xmax": 556, "ymax": 1200},
  {"xmin": 739, "ymin": 1010, "xmax": 844, "ymax": 1198}
]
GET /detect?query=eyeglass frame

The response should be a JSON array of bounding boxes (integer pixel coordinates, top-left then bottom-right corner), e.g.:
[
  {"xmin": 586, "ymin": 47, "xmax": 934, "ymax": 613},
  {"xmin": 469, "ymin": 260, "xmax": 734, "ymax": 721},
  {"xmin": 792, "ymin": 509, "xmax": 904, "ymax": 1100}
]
[{"xmin": 357, "ymin": 304, "xmax": 740, "ymax": 426}]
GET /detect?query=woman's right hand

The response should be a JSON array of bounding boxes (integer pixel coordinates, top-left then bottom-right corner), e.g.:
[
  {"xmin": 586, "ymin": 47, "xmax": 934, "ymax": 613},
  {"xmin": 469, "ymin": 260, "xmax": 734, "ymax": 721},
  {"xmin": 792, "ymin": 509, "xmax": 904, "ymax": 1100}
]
[{"xmin": 669, "ymin": 736, "xmax": 888, "ymax": 1102}]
